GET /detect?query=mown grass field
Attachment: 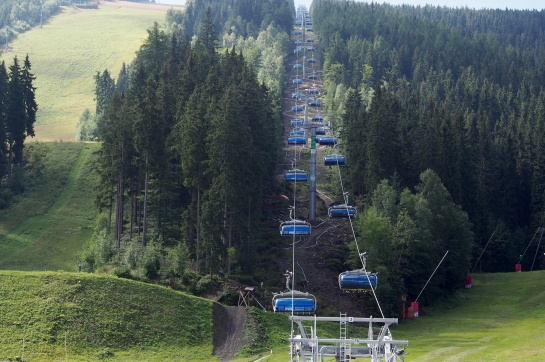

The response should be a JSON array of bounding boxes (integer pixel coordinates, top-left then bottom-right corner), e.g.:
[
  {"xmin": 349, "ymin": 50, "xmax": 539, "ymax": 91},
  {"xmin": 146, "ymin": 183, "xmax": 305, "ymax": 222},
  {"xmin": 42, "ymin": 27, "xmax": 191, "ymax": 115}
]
[
  {"xmin": 394, "ymin": 271, "xmax": 545, "ymax": 361},
  {"xmin": 237, "ymin": 272, "xmax": 545, "ymax": 362},
  {"xmin": 0, "ymin": 142, "xmax": 99, "ymax": 271},
  {"xmin": 0, "ymin": 1, "xmax": 178, "ymax": 141},
  {"xmin": 1, "ymin": 271, "xmax": 543, "ymax": 361}
]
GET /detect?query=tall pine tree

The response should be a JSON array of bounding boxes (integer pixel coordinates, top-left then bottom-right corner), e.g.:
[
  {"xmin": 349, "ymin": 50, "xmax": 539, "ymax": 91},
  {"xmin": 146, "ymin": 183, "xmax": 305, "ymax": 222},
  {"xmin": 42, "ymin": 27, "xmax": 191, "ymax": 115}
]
[
  {"xmin": 6, "ymin": 56, "xmax": 27, "ymax": 178},
  {"xmin": 0, "ymin": 61, "xmax": 8, "ymax": 178}
]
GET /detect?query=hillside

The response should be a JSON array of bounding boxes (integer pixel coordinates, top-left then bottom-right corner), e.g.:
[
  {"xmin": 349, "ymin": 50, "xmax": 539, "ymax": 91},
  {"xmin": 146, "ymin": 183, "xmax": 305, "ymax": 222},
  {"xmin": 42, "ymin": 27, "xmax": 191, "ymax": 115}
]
[
  {"xmin": 0, "ymin": 271, "xmax": 215, "ymax": 361},
  {"xmin": 0, "ymin": 142, "xmax": 99, "ymax": 271},
  {"xmin": 0, "ymin": 270, "xmax": 297, "ymax": 362},
  {"xmin": 0, "ymin": 1, "xmax": 178, "ymax": 141},
  {"xmin": 1, "ymin": 271, "xmax": 544, "ymax": 361},
  {"xmin": 394, "ymin": 271, "xmax": 545, "ymax": 361}
]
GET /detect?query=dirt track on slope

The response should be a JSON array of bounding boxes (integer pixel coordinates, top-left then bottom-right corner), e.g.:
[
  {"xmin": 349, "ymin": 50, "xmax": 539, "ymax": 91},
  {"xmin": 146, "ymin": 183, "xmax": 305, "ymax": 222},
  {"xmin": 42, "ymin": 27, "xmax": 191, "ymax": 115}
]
[
  {"xmin": 213, "ymin": 304, "xmax": 251, "ymax": 362},
  {"xmin": 215, "ymin": 20, "xmax": 373, "ymax": 362},
  {"xmin": 275, "ymin": 28, "xmax": 374, "ymax": 317}
]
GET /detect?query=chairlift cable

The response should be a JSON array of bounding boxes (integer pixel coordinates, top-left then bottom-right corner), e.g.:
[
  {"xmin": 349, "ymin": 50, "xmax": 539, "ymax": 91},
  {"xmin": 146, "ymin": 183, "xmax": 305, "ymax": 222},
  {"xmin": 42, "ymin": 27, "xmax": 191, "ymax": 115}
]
[
  {"xmin": 333, "ymin": 145, "xmax": 385, "ymax": 318},
  {"xmin": 291, "ymin": 119, "xmax": 297, "ymax": 334}
]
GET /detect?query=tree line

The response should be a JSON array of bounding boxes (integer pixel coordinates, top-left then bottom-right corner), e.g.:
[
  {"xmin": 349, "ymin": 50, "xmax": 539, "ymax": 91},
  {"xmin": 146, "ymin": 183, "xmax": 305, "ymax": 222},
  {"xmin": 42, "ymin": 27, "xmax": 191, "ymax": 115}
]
[
  {"xmin": 168, "ymin": 0, "xmax": 293, "ymax": 100},
  {"xmin": 84, "ymin": 9, "xmax": 284, "ymax": 290},
  {"xmin": 309, "ymin": 0, "xmax": 545, "ymax": 309},
  {"xmin": 78, "ymin": 1, "xmax": 293, "ymax": 140},
  {"xmin": 0, "ymin": 0, "xmax": 73, "ymax": 47},
  {"xmin": 0, "ymin": 55, "xmax": 37, "ymax": 208},
  {"xmin": 178, "ymin": 0, "xmax": 293, "ymax": 40}
]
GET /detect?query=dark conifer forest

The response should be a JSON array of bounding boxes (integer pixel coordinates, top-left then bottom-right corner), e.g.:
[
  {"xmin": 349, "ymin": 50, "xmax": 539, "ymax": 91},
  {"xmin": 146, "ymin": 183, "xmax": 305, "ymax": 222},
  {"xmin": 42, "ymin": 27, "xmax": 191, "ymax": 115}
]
[
  {"xmin": 0, "ymin": 56, "xmax": 37, "ymax": 207},
  {"xmin": 313, "ymin": 0, "xmax": 545, "ymax": 277},
  {"xmin": 179, "ymin": 0, "xmax": 293, "ymax": 38},
  {"xmin": 88, "ymin": 2, "xmax": 289, "ymax": 292},
  {"xmin": 84, "ymin": 0, "xmax": 545, "ymax": 311}
]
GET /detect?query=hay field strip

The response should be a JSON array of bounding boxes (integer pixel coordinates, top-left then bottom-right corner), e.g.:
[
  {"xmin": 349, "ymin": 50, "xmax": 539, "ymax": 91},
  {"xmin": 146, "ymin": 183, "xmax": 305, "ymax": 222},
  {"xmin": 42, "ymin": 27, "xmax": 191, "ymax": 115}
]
[{"xmin": 1, "ymin": 1, "xmax": 179, "ymax": 141}]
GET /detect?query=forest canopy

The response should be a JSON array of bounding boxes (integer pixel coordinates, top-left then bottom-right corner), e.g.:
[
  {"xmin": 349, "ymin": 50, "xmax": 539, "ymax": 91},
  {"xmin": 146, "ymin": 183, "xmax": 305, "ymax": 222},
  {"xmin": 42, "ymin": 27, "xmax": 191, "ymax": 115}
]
[
  {"xmin": 78, "ymin": 0, "xmax": 545, "ymax": 312},
  {"xmin": 312, "ymin": 0, "xmax": 545, "ymax": 274},
  {"xmin": 84, "ymin": 5, "xmax": 286, "ymax": 290},
  {"xmin": 0, "ymin": 55, "xmax": 37, "ymax": 207},
  {"xmin": 177, "ymin": 0, "xmax": 293, "ymax": 39}
]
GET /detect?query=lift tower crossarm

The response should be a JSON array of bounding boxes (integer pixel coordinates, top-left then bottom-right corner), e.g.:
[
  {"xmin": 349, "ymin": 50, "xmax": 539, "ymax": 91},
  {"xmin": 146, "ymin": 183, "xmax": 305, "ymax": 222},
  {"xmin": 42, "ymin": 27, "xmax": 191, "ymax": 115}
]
[
  {"xmin": 289, "ymin": 316, "xmax": 399, "ymax": 324},
  {"xmin": 287, "ymin": 337, "xmax": 409, "ymax": 346}
]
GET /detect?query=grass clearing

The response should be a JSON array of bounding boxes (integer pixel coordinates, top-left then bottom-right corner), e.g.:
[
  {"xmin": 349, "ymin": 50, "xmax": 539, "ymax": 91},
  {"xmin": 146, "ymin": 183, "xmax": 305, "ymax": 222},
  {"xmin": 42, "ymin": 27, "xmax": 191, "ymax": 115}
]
[
  {"xmin": 0, "ymin": 1, "xmax": 177, "ymax": 141},
  {"xmin": 1, "ymin": 270, "xmax": 545, "ymax": 360},
  {"xmin": 237, "ymin": 272, "xmax": 545, "ymax": 362},
  {"xmin": 0, "ymin": 271, "xmax": 215, "ymax": 361},
  {"xmin": 0, "ymin": 142, "xmax": 99, "ymax": 271},
  {"xmin": 393, "ymin": 271, "xmax": 545, "ymax": 361}
]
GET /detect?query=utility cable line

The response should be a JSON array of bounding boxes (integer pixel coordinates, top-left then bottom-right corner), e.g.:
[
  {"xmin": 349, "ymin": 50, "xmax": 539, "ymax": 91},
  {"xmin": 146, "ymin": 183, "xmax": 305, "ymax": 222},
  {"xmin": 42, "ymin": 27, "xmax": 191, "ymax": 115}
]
[{"xmin": 415, "ymin": 250, "xmax": 449, "ymax": 302}]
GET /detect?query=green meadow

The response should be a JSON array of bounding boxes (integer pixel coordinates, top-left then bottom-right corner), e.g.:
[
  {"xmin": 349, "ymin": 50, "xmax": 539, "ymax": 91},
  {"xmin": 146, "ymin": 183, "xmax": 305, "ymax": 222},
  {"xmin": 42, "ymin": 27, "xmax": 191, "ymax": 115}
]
[
  {"xmin": 0, "ymin": 271, "xmax": 216, "ymax": 361},
  {"xmin": 0, "ymin": 142, "xmax": 100, "ymax": 271},
  {"xmin": 394, "ymin": 271, "xmax": 545, "ymax": 361},
  {"xmin": 1, "ymin": 269, "xmax": 544, "ymax": 361},
  {"xmin": 242, "ymin": 271, "xmax": 545, "ymax": 362},
  {"xmin": 0, "ymin": 1, "xmax": 177, "ymax": 141}
]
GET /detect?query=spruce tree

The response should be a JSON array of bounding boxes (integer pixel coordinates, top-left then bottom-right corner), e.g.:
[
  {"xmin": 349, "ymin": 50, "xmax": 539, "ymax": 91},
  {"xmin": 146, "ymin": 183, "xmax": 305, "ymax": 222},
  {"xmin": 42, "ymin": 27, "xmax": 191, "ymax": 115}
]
[
  {"xmin": 178, "ymin": 86, "xmax": 210, "ymax": 264},
  {"xmin": 21, "ymin": 55, "xmax": 37, "ymax": 139},
  {"xmin": 97, "ymin": 91, "xmax": 135, "ymax": 248},
  {"xmin": 0, "ymin": 61, "xmax": 7, "ymax": 177},
  {"xmin": 6, "ymin": 56, "xmax": 26, "ymax": 177},
  {"xmin": 116, "ymin": 63, "xmax": 130, "ymax": 93},
  {"xmin": 138, "ymin": 22, "xmax": 169, "ymax": 74},
  {"xmin": 365, "ymin": 85, "xmax": 400, "ymax": 192},
  {"xmin": 195, "ymin": 7, "xmax": 218, "ymax": 67},
  {"xmin": 133, "ymin": 74, "xmax": 164, "ymax": 247},
  {"xmin": 204, "ymin": 83, "xmax": 252, "ymax": 275},
  {"xmin": 531, "ymin": 92, "xmax": 545, "ymax": 226},
  {"xmin": 342, "ymin": 88, "xmax": 367, "ymax": 195},
  {"xmin": 94, "ymin": 69, "xmax": 115, "ymax": 117}
]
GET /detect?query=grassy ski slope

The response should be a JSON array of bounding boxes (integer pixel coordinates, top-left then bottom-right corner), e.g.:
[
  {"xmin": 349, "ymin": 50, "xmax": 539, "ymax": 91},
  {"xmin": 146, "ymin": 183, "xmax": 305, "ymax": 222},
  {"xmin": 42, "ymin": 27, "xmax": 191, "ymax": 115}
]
[
  {"xmin": 0, "ymin": 142, "xmax": 99, "ymax": 271},
  {"xmin": 0, "ymin": 1, "xmax": 176, "ymax": 141}
]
